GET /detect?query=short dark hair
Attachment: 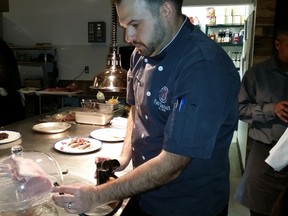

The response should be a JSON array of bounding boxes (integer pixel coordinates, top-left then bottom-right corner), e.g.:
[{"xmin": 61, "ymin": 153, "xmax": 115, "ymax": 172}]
[
  {"xmin": 276, "ymin": 26, "xmax": 288, "ymax": 39},
  {"xmin": 114, "ymin": 0, "xmax": 183, "ymax": 16}
]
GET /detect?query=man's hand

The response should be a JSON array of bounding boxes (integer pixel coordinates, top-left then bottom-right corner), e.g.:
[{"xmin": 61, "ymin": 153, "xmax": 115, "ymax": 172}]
[{"xmin": 274, "ymin": 101, "xmax": 288, "ymax": 123}]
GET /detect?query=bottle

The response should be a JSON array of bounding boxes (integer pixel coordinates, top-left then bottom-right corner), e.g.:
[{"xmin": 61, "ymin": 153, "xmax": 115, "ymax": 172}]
[
  {"xmin": 221, "ymin": 30, "xmax": 226, "ymax": 43},
  {"xmin": 224, "ymin": 29, "xmax": 230, "ymax": 43},
  {"xmin": 210, "ymin": 32, "xmax": 216, "ymax": 41},
  {"xmin": 238, "ymin": 29, "xmax": 245, "ymax": 44},
  {"xmin": 217, "ymin": 30, "xmax": 222, "ymax": 43},
  {"xmin": 235, "ymin": 52, "xmax": 239, "ymax": 68},
  {"xmin": 229, "ymin": 31, "xmax": 233, "ymax": 43},
  {"xmin": 233, "ymin": 33, "xmax": 239, "ymax": 44},
  {"xmin": 236, "ymin": 52, "xmax": 242, "ymax": 69}
]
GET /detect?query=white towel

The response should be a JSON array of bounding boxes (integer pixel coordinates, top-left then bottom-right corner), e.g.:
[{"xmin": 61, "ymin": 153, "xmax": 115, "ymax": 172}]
[{"xmin": 265, "ymin": 127, "xmax": 288, "ymax": 171}]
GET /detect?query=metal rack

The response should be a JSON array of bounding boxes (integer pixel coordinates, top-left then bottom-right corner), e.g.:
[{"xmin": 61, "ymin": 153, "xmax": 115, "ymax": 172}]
[{"xmin": 10, "ymin": 45, "xmax": 58, "ymax": 88}]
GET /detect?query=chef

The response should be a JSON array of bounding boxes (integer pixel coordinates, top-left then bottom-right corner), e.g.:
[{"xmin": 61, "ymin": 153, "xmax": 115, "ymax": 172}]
[{"xmin": 52, "ymin": 0, "xmax": 240, "ymax": 215}]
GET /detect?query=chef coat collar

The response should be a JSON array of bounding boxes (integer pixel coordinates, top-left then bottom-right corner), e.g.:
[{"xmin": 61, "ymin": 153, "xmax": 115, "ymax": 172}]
[{"xmin": 144, "ymin": 16, "xmax": 189, "ymax": 63}]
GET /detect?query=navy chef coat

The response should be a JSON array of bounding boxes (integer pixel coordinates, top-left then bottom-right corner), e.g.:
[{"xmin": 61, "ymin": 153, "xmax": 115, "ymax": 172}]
[{"xmin": 126, "ymin": 17, "xmax": 240, "ymax": 216}]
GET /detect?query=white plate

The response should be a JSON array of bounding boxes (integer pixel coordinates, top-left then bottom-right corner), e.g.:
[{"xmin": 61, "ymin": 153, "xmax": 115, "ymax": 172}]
[
  {"xmin": 53, "ymin": 138, "xmax": 102, "ymax": 154},
  {"xmin": 32, "ymin": 122, "xmax": 71, "ymax": 134},
  {"xmin": 90, "ymin": 128, "xmax": 126, "ymax": 142},
  {"xmin": 0, "ymin": 130, "xmax": 21, "ymax": 144}
]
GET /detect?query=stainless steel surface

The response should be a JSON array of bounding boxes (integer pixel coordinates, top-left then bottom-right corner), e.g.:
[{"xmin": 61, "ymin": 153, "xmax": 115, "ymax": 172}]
[{"xmin": 0, "ymin": 112, "xmax": 131, "ymax": 215}]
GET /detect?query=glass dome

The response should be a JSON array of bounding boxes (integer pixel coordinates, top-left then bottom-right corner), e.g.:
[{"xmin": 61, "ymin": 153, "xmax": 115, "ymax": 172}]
[{"xmin": 0, "ymin": 145, "xmax": 63, "ymax": 213}]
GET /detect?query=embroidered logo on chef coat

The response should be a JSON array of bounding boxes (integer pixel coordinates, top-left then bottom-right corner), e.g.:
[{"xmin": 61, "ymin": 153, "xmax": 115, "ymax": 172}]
[
  {"xmin": 153, "ymin": 86, "xmax": 171, "ymax": 112},
  {"xmin": 159, "ymin": 86, "xmax": 168, "ymax": 103}
]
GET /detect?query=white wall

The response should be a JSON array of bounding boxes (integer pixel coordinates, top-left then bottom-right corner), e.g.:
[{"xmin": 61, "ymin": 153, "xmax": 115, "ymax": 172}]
[
  {"xmin": 2, "ymin": 0, "xmax": 128, "ymax": 81},
  {"xmin": 183, "ymin": 0, "xmax": 255, "ymax": 6},
  {"xmin": 2, "ymin": 0, "xmax": 255, "ymax": 82}
]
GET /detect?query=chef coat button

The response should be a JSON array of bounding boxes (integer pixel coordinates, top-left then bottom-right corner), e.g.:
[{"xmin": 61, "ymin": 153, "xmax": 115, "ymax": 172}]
[
  {"xmin": 142, "ymin": 155, "xmax": 146, "ymax": 160},
  {"xmin": 141, "ymin": 134, "xmax": 145, "ymax": 138},
  {"xmin": 158, "ymin": 66, "xmax": 163, "ymax": 71},
  {"xmin": 144, "ymin": 58, "xmax": 148, "ymax": 63},
  {"xmin": 145, "ymin": 115, "xmax": 148, "ymax": 120},
  {"xmin": 146, "ymin": 91, "xmax": 151, "ymax": 96}
]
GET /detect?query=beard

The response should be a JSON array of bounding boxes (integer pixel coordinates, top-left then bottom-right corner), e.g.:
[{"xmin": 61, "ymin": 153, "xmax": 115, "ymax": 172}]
[{"xmin": 134, "ymin": 18, "xmax": 166, "ymax": 57}]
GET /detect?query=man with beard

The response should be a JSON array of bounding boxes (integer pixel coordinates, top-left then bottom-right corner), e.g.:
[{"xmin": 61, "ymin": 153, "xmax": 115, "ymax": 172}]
[{"xmin": 52, "ymin": 0, "xmax": 240, "ymax": 215}]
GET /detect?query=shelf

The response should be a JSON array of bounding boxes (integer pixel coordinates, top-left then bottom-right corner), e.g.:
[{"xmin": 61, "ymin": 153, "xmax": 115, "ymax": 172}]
[
  {"xmin": 10, "ymin": 45, "xmax": 58, "ymax": 88},
  {"xmin": 206, "ymin": 24, "xmax": 244, "ymax": 28},
  {"xmin": 217, "ymin": 43, "xmax": 243, "ymax": 47},
  {"xmin": 9, "ymin": 45, "xmax": 56, "ymax": 51},
  {"xmin": 206, "ymin": 24, "xmax": 244, "ymax": 47},
  {"xmin": 17, "ymin": 62, "xmax": 54, "ymax": 66}
]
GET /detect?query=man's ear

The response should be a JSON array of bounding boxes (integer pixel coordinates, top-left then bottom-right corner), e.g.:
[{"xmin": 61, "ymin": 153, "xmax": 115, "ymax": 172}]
[
  {"xmin": 275, "ymin": 40, "xmax": 280, "ymax": 51},
  {"xmin": 160, "ymin": 2, "xmax": 174, "ymax": 23}
]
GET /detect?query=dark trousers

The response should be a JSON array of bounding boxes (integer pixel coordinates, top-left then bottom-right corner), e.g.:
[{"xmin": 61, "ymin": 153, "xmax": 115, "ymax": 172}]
[
  {"xmin": 121, "ymin": 197, "xmax": 228, "ymax": 216},
  {"xmin": 270, "ymin": 182, "xmax": 288, "ymax": 216},
  {"xmin": 250, "ymin": 210, "xmax": 269, "ymax": 216}
]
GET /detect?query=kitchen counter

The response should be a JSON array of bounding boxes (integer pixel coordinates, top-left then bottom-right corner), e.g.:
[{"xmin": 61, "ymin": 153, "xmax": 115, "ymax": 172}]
[{"xmin": 0, "ymin": 111, "xmax": 131, "ymax": 215}]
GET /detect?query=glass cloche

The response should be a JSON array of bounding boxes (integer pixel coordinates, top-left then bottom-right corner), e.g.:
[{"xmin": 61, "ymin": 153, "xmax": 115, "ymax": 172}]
[{"xmin": 0, "ymin": 145, "xmax": 63, "ymax": 214}]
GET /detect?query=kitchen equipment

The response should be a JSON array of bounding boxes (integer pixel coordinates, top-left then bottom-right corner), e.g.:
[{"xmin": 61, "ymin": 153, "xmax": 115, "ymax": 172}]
[
  {"xmin": 81, "ymin": 99, "xmax": 118, "ymax": 113},
  {"xmin": 0, "ymin": 145, "xmax": 63, "ymax": 215},
  {"xmin": 96, "ymin": 159, "xmax": 123, "ymax": 216},
  {"xmin": 90, "ymin": 1, "xmax": 127, "ymax": 92},
  {"xmin": 74, "ymin": 108, "xmax": 113, "ymax": 125}
]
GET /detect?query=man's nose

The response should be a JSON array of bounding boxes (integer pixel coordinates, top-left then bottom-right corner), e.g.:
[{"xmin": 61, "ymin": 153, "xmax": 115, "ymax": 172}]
[{"xmin": 125, "ymin": 28, "xmax": 136, "ymax": 43}]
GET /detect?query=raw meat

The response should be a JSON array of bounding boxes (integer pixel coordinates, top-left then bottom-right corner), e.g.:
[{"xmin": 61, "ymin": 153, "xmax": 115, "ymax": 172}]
[
  {"xmin": 13, "ymin": 157, "xmax": 53, "ymax": 199},
  {"xmin": 2, "ymin": 157, "xmax": 52, "ymax": 200}
]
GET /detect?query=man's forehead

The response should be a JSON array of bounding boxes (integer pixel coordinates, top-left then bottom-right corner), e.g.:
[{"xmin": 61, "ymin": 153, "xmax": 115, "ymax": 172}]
[
  {"xmin": 277, "ymin": 33, "xmax": 288, "ymax": 40},
  {"xmin": 117, "ymin": 1, "xmax": 150, "ymax": 25}
]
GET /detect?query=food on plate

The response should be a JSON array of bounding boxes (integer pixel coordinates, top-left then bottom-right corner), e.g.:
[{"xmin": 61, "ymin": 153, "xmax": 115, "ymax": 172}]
[
  {"xmin": 0, "ymin": 132, "xmax": 9, "ymax": 140},
  {"xmin": 53, "ymin": 112, "xmax": 75, "ymax": 122},
  {"xmin": 44, "ymin": 83, "xmax": 78, "ymax": 92},
  {"xmin": 42, "ymin": 112, "xmax": 75, "ymax": 122},
  {"xmin": 107, "ymin": 96, "xmax": 119, "ymax": 105},
  {"xmin": 61, "ymin": 137, "xmax": 91, "ymax": 150},
  {"xmin": 45, "ymin": 87, "xmax": 69, "ymax": 92}
]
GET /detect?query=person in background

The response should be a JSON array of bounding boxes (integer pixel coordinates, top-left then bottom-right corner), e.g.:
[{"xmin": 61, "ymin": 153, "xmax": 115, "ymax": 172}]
[
  {"xmin": 52, "ymin": 0, "xmax": 240, "ymax": 215},
  {"xmin": 0, "ymin": 38, "xmax": 25, "ymax": 126},
  {"xmin": 234, "ymin": 26, "xmax": 288, "ymax": 216}
]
